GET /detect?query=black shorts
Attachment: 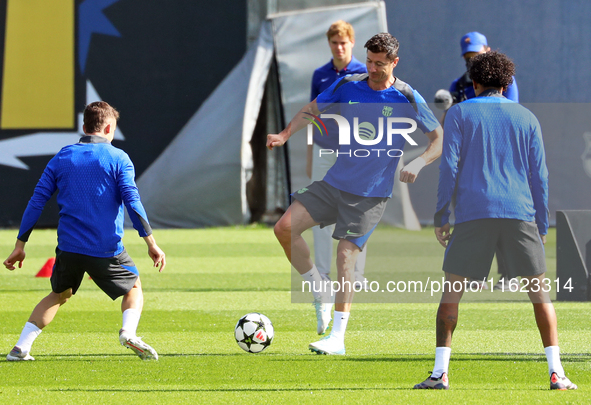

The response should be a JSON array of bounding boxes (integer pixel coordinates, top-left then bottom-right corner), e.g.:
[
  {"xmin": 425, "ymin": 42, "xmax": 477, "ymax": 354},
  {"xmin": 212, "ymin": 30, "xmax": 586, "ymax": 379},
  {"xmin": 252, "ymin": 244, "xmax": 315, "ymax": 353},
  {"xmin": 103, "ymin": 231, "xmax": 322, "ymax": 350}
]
[
  {"xmin": 442, "ymin": 219, "xmax": 546, "ymax": 279},
  {"xmin": 51, "ymin": 248, "xmax": 139, "ymax": 300},
  {"xmin": 292, "ymin": 181, "xmax": 388, "ymax": 250}
]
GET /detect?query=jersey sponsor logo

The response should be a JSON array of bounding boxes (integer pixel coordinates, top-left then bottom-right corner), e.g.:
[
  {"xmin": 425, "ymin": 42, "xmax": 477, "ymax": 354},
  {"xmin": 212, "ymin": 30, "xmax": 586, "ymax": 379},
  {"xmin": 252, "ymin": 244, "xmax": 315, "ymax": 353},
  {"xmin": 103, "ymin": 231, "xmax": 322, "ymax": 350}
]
[{"xmin": 357, "ymin": 122, "xmax": 376, "ymax": 141}]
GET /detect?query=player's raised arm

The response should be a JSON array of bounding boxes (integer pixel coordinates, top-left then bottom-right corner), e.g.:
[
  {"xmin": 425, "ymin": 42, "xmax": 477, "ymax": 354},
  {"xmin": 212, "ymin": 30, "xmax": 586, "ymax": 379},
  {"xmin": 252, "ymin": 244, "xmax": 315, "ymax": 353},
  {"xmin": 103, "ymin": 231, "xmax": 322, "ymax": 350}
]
[
  {"xmin": 267, "ymin": 99, "xmax": 321, "ymax": 150},
  {"xmin": 399, "ymin": 125, "xmax": 443, "ymax": 183}
]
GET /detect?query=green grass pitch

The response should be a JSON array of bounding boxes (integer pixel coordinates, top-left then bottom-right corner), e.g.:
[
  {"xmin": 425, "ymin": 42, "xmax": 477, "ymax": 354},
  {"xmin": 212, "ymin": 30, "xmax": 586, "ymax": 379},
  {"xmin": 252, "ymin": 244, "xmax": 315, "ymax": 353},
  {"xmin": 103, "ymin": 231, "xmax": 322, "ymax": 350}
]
[{"xmin": 0, "ymin": 226, "xmax": 589, "ymax": 404}]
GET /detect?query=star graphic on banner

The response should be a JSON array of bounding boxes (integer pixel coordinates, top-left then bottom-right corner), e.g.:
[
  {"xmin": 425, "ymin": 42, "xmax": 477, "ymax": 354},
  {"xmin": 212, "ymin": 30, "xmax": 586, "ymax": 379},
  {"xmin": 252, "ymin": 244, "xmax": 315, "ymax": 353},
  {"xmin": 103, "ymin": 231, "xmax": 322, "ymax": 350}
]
[
  {"xmin": 78, "ymin": 0, "xmax": 122, "ymax": 73},
  {"xmin": 0, "ymin": 81, "xmax": 126, "ymax": 170}
]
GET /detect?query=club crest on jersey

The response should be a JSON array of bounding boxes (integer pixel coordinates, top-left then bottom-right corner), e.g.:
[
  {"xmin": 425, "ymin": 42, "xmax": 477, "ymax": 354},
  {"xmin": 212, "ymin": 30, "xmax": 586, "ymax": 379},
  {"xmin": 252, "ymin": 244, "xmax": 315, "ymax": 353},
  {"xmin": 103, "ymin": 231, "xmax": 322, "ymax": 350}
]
[{"xmin": 382, "ymin": 106, "xmax": 393, "ymax": 117}]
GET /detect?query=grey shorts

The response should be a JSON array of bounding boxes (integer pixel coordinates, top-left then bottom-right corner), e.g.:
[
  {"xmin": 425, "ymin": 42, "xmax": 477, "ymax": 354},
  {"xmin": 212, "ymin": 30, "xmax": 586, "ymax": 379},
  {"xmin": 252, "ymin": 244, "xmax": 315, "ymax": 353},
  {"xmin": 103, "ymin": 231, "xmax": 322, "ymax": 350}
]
[
  {"xmin": 442, "ymin": 219, "xmax": 546, "ymax": 279},
  {"xmin": 51, "ymin": 248, "xmax": 139, "ymax": 300},
  {"xmin": 291, "ymin": 181, "xmax": 388, "ymax": 250}
]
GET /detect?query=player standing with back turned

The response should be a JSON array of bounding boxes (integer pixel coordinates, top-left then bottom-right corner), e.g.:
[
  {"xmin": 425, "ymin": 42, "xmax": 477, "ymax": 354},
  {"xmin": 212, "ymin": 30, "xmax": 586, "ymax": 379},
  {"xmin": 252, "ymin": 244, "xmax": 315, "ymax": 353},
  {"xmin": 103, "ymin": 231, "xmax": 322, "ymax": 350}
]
[
  {"xmin": 414, "ymin": 52, "xmax": 576, "ymax": 390},
  {"xmin": 4, "ymin": 101, "xmax": 165, "ymax": 361}
]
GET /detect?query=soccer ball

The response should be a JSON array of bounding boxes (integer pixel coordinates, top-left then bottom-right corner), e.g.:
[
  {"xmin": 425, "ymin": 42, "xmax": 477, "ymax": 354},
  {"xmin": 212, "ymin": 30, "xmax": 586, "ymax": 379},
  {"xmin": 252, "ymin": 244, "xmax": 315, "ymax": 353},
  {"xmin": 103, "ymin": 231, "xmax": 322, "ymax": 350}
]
[{"xmin": 234, "ymin": 313, "xmax": 274, "ymax": 353}]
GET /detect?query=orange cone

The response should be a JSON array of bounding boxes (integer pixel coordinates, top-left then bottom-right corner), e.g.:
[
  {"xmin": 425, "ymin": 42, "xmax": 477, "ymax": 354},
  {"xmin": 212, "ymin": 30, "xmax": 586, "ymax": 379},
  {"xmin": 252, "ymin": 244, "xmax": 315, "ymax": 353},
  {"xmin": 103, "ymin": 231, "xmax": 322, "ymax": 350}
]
[{"xmin": 36, "ymin": 257, "xmax": 55, "ymax": 278}]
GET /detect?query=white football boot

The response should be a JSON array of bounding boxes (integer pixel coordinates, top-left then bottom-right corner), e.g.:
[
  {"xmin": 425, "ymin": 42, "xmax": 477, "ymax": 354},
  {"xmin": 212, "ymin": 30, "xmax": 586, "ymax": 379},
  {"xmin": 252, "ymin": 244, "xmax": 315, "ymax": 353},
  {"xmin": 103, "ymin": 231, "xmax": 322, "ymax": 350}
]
[
  {"xmin": 550, "ymin": 372, "xmax": 577, "ymax": 390},
  {"xmin": 119, "ymin": 329, "xmax": 158, "ymax": 360},
  {"xmin": 6, "ymin": 346, "xmax": 34, "ymax": 361},
  {"xmin": 309, "ymin": 334, "xmax": 346, "ymax": 355},
  {"xmin": 414, "ymin": 372, "xmax": 450, "ymax": 390}
]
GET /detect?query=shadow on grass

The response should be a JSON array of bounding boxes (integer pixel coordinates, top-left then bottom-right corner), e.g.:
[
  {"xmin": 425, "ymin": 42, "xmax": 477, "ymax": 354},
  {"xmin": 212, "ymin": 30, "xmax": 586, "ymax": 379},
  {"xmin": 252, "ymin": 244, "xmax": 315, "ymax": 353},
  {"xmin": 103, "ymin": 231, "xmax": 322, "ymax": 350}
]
[
  {"xmin": 51, "ymin": 388, "xmax": 395, "ymax": 393},
  {"xmin": 7, "ymin": 352, "xmax": 590, "ymax": 363},
  {"xmin": 49, "ymin": 386, "xmax": 551, "ymax": 393},
  {"xmin": 2, "ymin": 353, "xmax": 249, "ymax": 361},
  {"xmin": 275, "ymin": 353, "xmax": 591, "ymax": 363}
]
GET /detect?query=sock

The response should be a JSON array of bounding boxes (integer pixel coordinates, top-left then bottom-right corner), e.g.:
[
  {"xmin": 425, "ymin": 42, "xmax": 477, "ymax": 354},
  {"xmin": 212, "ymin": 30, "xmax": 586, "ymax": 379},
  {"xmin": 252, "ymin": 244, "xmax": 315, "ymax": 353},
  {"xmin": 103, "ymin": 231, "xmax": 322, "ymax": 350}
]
[
  {"xmin": 331, "ymin": 311, "xmax": 350, "ymax": 341},
  {"xmin": 301, "ymin": 265, "xmax": 325, "ymax": 301},
  {"xmin": 432, "ymin": 347, "xmax": 452, "ymax": 378},
  {"xmin": 121, "ymin": 308, "xmax": 141, "ymax": 337},
  {"xmin": 15, "ymin": 322, "xmax": 42, "ymax": 354},
  {"xmin": 545, "ymin": 346, "xmax": 565, "ymax": 377}
]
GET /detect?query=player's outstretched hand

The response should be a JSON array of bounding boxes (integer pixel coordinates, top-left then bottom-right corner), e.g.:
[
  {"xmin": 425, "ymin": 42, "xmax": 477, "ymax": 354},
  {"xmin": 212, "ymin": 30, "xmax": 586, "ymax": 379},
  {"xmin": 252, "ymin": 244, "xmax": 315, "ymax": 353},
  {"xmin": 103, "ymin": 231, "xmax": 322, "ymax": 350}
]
[
  {"xmin": 435, "ymin": 224, "xmax": 451, "ymax": 248},
  {"xmin": 400, "ymin": 157, "xmax": 426, "ymax": 183},
  {"xmin": 267, "ymin": 134, "xmax": 286, "ymax": 150},
  {"xmin": 148, "ymin": 244, "xmax": 166, "ymax": 272},
  {"xmin": 4, "ymin": 247, "xmax": 25, "ymax": 271}
]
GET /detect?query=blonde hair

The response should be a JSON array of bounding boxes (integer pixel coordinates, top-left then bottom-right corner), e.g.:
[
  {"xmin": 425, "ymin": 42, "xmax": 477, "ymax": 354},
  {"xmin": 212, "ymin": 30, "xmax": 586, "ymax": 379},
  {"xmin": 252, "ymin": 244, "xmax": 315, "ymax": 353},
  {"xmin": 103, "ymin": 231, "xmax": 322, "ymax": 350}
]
[{"xmin": 326, "ymin": 20, "xmax": 355, "ymax": 42}]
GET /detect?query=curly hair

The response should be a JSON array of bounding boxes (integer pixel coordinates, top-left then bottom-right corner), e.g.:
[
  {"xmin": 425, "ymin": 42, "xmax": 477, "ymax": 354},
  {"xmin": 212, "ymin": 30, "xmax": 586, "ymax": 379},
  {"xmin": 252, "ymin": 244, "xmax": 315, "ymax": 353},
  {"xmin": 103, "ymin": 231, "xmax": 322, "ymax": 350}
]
[
  {"xmin": 469, "ymin": 51, "xmax": 515, "ymax": 89},
  {"xmin": 83, "ymin": 101, "xmax": 120, "ymax": 133},
  {"xmin": 364, "ymin": 33, "xmax": 399, "ymax": 60}
]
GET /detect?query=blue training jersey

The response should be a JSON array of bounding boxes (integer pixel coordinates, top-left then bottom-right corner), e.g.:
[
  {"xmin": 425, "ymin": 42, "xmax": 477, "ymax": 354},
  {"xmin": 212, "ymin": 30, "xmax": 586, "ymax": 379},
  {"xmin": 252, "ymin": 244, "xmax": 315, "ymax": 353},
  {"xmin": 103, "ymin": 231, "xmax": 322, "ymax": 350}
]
[
  {"xmin": 435, "ymin": 91, "xmax": 549, "ymax": 234},
  {"xmin": 316, "ymin": 74, "xmax": 440, "ymax": 198},
  {"xmin": 17, "ymin": 135, "xmax": 152, "ymax": 258},
  {"xmin": 310, "ymin": 56, "xmax": 367, "ymax": 150}
]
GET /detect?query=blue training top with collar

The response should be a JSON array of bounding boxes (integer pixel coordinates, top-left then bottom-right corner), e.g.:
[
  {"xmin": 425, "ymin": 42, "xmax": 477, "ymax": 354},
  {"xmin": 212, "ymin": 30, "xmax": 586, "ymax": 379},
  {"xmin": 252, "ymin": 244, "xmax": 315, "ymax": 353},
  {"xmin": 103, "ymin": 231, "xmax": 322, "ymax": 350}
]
[
  {"xmin": 435, "ymin": 90, "xmax": 549, "ymax": 234},
  {"xmin": 17, "ymin": 135, "xmax": 152, "ymax": 258},
  {"xmin": 315, "ymin": 73, "xmax": 440, "ymax": 198}
]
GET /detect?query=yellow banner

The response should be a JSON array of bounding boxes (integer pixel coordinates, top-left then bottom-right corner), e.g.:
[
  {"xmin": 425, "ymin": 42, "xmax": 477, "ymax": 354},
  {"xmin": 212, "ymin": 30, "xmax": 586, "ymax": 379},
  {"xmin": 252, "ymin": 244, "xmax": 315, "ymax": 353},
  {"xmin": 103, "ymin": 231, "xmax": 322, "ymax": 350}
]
[{"xmin": 1, "ymin": 0, "xmax": 75, "ymax": 129}]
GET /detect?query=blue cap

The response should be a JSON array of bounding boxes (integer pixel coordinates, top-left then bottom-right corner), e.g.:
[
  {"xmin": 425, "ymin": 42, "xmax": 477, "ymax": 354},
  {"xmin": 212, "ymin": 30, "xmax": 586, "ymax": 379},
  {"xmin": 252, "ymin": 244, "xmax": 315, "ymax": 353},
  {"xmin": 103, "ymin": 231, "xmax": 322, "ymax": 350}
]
[{"xmin": 460, "ymin": 32, "xmax": 488, "ymax": 55}]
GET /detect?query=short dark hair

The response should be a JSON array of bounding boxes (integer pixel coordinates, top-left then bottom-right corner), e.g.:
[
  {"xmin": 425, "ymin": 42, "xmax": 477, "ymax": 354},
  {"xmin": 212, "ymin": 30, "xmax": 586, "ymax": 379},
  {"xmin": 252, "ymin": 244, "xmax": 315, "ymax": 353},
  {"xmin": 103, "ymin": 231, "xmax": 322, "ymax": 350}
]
[
  {"xmin": 83, "ymin": 101, "xmax": 119, "ymax": 133},
  {"xmin": 469, "ymin": 51, "xmax": 515, "ymax": 89},
  {"xmin": 364, "ymin": 33, "xmax": 399, "ymax": 60}
]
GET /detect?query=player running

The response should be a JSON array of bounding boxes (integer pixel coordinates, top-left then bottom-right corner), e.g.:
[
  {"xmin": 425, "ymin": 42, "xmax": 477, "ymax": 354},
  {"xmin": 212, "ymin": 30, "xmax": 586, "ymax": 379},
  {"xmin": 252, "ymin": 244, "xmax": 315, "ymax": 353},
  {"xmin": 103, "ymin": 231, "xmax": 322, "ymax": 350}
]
[
  {"xmin": 4, "ymin": 101, "xmax": 165, "ymax": 361},
  {"xmin": 414, "ymin": 51, "xmax": 576, "ymax": 390},
  {"xmin": 268, "ymin": 33, "xmax": 442, "ymax": 355}
]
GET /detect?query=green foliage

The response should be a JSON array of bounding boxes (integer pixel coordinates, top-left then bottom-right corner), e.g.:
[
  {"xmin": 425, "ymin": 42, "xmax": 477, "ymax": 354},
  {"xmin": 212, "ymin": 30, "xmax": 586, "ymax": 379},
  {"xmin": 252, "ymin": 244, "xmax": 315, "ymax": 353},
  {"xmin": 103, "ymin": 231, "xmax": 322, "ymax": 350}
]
[{"xmin": 0, "ymin": 227, "xmax": 589, "ymax": 404}]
